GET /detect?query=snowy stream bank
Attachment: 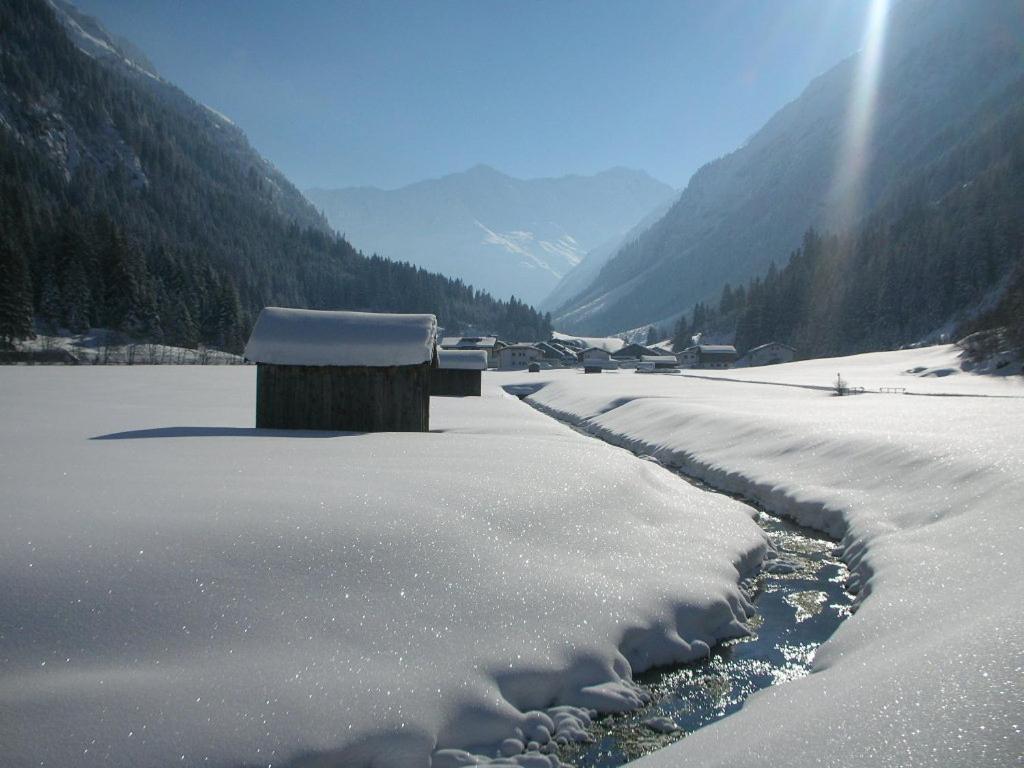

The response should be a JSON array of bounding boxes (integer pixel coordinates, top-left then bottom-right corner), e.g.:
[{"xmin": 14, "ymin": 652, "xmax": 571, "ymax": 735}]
[
  {"xmin": 564, "ymin": 513, "xmax": 852, "ymax": 767},
  {"xmin": 508, "ymin": 391, "xmax": 854, "ymax": 766}
]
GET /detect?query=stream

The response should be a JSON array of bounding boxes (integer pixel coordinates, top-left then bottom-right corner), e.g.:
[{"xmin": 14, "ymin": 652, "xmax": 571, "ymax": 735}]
[
  {"xmin": 506, "ymin": 387, "xmax": 854, "ymax": 767},
  {"xmin": 562, "ymin": 511, "xmax": 852, "ymax": 766}
]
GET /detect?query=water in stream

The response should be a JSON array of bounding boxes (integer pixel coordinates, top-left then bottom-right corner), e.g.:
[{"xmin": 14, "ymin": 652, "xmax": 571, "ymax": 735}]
[{"xmin": 562, "ymin": 511, "xmax": 853, "ymax": 767}]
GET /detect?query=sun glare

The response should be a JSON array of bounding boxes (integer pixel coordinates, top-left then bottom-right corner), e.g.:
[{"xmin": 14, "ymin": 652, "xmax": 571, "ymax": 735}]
[{"xmin": 831, "ymin": 0, "xmax": 892, "ymax": 232}]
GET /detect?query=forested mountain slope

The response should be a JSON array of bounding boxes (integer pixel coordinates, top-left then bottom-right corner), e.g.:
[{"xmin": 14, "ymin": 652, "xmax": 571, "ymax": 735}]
[
  {"xmin": 0, "ymin": 0, "xmax": 550, "ymax": 350},
  {"xmin": 667, "ymin": 79, "xmax": 1024, "ymax": 360},
  {"xmin": 553, "ymin": 0, "xmax": 1024, "ymax": 336}
]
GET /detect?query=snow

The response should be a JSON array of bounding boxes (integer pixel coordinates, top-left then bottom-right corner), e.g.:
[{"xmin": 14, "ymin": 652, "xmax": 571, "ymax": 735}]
[
  {"xmin": 0, "ymin": 366, "xmax": 764, "ymax": 768},
  {"xmin": 476, "ymin": 221, "xmax": 567, "ymax": 279},
  {"xmin": 243, "ymin": 307, "xmax": 437, "ymax": 367},
  {"xmin": 550, "ymin": 331, "xmax": 625, "ymax": 354},
  {"xmin": 438, "ymin": 349, "xmax": 488, "ymax": 370},
  {"xmin": 500, "ymin": 343, "xmax": 1023, "ymax": 767},
  {"xmin": 687, "ymin": 344, "xmax": 1024, "ymax": 397},
  {"xmin": 442, "ymin": 336, "xmax": 498, "ymax": 349},
  {"xmin": 202, "ymin": 103, "xmax": 236, "ymax": 126}
]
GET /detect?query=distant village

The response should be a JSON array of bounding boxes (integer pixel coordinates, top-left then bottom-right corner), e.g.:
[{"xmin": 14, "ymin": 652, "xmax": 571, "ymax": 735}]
[{"xmin": 440, "ymin": 332, "xmax": 796, "ymax": 372}]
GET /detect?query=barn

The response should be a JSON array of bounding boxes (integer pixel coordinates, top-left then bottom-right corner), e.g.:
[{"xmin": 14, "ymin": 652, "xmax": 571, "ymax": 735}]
[
  {"xmin": 244, "ymin": 307, "xmax": 438, "ymax": 432},
  {"xmin": 431, "ymin": 349, "xmax": 487, "ymax": 397}
]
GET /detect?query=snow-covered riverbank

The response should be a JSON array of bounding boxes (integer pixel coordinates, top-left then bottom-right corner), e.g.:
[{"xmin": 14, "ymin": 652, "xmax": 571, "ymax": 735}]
[
  {"xmin": 0, "ymin": 366, "xmax": 765, "ymax": 768},
  {"xmin": 504, "ymin": 345, "xmax": 1023, "ymax": 767}
]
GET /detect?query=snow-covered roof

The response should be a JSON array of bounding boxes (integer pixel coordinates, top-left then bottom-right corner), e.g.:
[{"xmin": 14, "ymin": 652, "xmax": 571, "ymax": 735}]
[
  {"xmin": 440, "ymin": 336, "xmax": 499, "ymax": 350},
  {"xmin": 244, "ymin": 307, "xmax": 437, "ymax": 367},
  {"xmin": 437, "ymin": 349, "xmax": 488, "ymax": 370},
  {"xmin": 641, "ymin": 355, "xmax": 679, "ymax": 364},
  {"xmin": 698, "ymin": 344, "xmax": 737, "ymax": 354},
  {"xmin": 747, "ymin": 342, "xmax": 796, "ymax": 354},
  {"xmin": 613, "ymin": 343, "xmax": 657, "ymax": 357}
]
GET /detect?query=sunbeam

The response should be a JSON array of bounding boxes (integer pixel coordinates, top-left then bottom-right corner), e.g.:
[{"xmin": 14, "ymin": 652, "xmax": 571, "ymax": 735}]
[{"xmin": 830, "ymin": 0, "xmax": 893, "ymax": 232}]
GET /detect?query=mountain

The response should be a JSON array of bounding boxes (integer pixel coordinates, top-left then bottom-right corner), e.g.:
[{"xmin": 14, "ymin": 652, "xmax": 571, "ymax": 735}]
[
  {"xmin": 538, "ymin": 194, "xmax": 675, "ymax": 314},
  {"xmin": 675, "ymin": 79, "xmax": 1024, "ymax": 360},
  {"xmin": 551, "ymin": 0, "xmax": 1024, "ymax": 335},
  {"xmin": 305, "ymin": 165, "xmax": 673, "ymax": 305},
  {"xmin": 0, "ymin": 0, "xmax": 551, "ymax": 350}
]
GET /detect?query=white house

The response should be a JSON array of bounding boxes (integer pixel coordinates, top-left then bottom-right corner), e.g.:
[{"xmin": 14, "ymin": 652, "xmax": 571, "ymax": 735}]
[
  {"xmin": 676, "ymin": 346, "xmax": 699, "ymax": 369},
  {"xmin": 578, "ymin": 346, "xmax": 612, "ymax": 363},
  {"xmin": 498, "ymin": 344, "xmax": 543, "ymax": 370}
]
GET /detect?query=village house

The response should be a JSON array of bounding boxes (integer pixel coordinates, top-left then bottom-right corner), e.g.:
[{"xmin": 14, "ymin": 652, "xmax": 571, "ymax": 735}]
[
  {"xmin": 244, "ymin": 307, "xmax": 437, "ymax": 432},
  {"xmin": 498, "ymin": 344, "xmax": 544, "ymax": 370},
  {"xmin": 676, "ymin": 346, "xmax": 699, "ymax": 369},
  {"xmin": 647, "ymin": 341, "xmax": 676, "ymax": 356},
  {"xmin": 535, "ymin": 341, "xmax": 577, "ymax": 366},
  {"xmin": 638, "ymin": 354, "xmax": 680, "ymax": 371},
  {"xmin": 431, "ymin": 349, "xmax": 487, "ymax": 396},
  {"xmin": 741, "ymin": 341, "xmax": 797, "ymax": 367},
  {"xmin": 612, "ymin": 343, "xmax": 658, "ymax": 361},
  {"xmin": 695, "ymin": 344, "xmax": 738, "ymax": 369},
  {"xmin": 578, "ymin": 346, "xmax": 613, "ymax": 363}
]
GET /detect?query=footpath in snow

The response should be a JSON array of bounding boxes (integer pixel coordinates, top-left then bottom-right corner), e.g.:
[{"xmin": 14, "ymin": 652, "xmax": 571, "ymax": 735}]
[
  {"xmin": 502, "ymin": 345, "xmax": 1023, "ymax": 767},
  {"xmin": 0, "ymin": 366, "xmax": 764, "ymax": 768}
]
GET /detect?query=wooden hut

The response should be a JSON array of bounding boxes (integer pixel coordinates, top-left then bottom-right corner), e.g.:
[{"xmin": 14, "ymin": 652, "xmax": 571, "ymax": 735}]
[
  {"xmin": 431, "ymin": 349, "xmax": 487, "ymax": 397},
  {"xmin": 244, "ymin": 307, "xmax": 437, "ymax": 432}
]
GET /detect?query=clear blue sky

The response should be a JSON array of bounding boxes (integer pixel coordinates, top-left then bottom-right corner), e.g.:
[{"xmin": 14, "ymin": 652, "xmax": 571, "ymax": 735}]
[{"xmin": 73, "ymin": 0, "xmax": 871, "ymax": 191}]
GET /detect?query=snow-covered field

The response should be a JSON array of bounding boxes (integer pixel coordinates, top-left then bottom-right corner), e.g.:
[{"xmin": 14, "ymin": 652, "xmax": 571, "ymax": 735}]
[
  {"xmin": 0, "ymin": 366, "xmax": 764, "ymax": 768},
  {"xmin": 710, "ymin": 343, "xmax": 1023, "ymax": 396},
  {"xmin": 2, "ymin": 344, "xmax": 1020, "ymax": 767},
  {"xmin": 503, "ymin": 344, "xmax": 1023, "ymax": 767}
]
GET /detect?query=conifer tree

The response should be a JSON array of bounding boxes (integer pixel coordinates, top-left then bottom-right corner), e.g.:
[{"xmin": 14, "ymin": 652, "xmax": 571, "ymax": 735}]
[{"xmin": 0, "ymin": 237, "xmax": 35, "ymax": 348}]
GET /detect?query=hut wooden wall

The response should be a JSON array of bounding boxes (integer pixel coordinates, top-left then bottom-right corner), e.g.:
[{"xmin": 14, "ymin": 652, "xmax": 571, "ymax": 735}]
[
  {"xmin": 430, "ymin": 368, "xmax": 482, "ymax": 397},
  {"xmin": 256, "ymin": 362, "xmax": 430, "ymax": 431}
]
